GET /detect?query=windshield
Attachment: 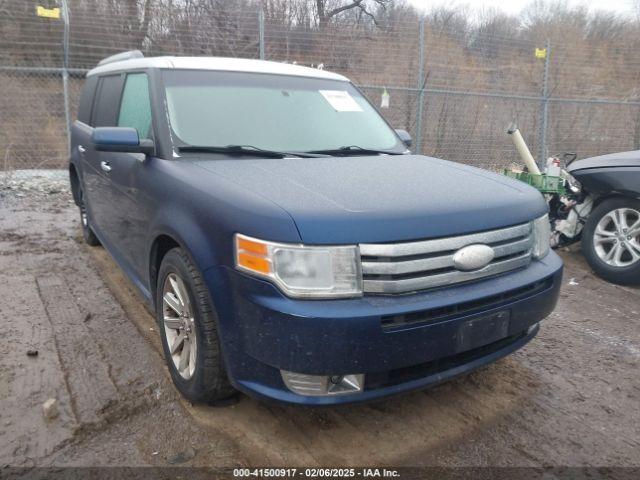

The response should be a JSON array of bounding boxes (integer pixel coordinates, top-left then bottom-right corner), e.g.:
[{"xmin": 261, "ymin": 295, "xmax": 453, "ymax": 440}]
[{"xmin": 161, "ymin": 70, "xmax": 402, "ymax": 153}]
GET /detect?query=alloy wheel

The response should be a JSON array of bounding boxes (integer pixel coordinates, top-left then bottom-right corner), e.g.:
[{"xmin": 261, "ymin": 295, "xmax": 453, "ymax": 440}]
[
  {"xmin": 162, "ymin": 273, "xmax": 198, "ymax": 379},
  {"xmin": 593, "ymin": 208, "xmax": 640, "ymax": 268}
]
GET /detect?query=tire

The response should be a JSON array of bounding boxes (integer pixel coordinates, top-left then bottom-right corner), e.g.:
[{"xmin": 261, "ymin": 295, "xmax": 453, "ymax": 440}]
[
  {"xmin": 78, "ymin": 188, "xmax": 100, "ymax": 246},
  {"xmin": 581, "ymin": 197, "xmax": 640, "ymax": 285},
  {"xmin": 156, "ymin": 247, "xmax": 235, "ymax": 403}
]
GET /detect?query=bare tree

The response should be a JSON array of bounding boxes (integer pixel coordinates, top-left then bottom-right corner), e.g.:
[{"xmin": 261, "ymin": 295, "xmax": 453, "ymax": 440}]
[{"xmin": 314, "ymin": 0, "xmax": 391, "ymax": 29}]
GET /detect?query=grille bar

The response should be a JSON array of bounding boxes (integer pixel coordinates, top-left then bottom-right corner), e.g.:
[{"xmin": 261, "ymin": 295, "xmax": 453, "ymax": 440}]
[
  {"xmin": 360, "ymin": 223, "xmax": 533, "ymax": 295},
  {"xmin": 361, "ymin": 236, "xmax": 533, "ymax": 276},
  {"xmin": 359, "ymin": 223, "xmax": 531, "ymax": 258}
]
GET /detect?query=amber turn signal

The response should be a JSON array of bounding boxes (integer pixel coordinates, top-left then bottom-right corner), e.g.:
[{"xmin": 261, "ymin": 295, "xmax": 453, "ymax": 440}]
[
  {"xmin": 237, "ymin": 236, "xmax": 268, "ymax": 256},
  {"xmin": 235, "ymin": 235, "xmax": 272, "ymax": 275}
]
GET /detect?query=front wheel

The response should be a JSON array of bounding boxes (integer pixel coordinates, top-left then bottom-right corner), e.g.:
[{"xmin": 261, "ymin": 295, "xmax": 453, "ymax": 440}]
[
  {"xmin": 156, "ymin": 248, "xmax": 235, "ymax": 403},
  {"xmin": 581, "ymin": 197, "xmax": 640, "ymax": 285}
]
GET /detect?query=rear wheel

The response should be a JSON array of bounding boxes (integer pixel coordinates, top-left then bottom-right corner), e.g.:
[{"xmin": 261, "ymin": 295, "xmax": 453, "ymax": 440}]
[
  {"xmin": 78, "ymin": 188, "xmax": 100, "ymax": 246},
  {"xmin": 156, "ymin": 248, "xmax": 235, "ymax": 403},
  {"xmin": 582, "ymin": 197, "xmax": 640, "ymax": 285}
]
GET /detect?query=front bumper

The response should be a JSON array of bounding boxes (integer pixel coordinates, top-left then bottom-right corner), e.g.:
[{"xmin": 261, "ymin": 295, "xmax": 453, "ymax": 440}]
[{"xmin": 204, "ymin": 251, "xmax": 563, "ymax": 405}]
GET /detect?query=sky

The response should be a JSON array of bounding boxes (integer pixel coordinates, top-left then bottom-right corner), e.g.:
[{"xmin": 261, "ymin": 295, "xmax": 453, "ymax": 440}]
[{"xmin": 407, "ymin": 0, "xmax": 637, "ymax": 17}]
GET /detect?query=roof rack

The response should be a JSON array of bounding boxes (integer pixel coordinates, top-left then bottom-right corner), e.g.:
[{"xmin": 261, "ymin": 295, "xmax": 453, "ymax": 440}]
[{"xmin": 97, "ymin": 50, "xmax": 144, "ymax": 67}]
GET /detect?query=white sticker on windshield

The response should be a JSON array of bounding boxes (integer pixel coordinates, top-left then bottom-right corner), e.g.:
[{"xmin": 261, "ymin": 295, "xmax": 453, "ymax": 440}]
[{"xmin": 319, "ymin": 90, "xmax": 363, "ymax": 112}]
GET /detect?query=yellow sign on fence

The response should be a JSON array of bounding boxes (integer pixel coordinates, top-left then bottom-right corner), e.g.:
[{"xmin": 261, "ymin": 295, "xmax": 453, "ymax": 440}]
[
  {"xmin": 535, "ymin": 48, "xmax": 547, "ymax": 59},
  {"xmin": 36, "ymin": 6, "xmax": 61, "ymax": 19}
]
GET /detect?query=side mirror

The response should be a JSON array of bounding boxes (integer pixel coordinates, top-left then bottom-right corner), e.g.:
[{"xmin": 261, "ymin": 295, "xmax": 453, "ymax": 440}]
[
  {"xmin": 91, "ymin": 127, "xmax": 154, "ymax": 155},
  {"xmin": 395, "ymin": 129, "xmax": 412, "ymax": 148}
]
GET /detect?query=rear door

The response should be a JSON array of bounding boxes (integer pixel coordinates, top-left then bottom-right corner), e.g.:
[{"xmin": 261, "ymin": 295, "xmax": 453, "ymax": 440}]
[{"xmin": 84, "ymin": 73, "xmax": 125, "ymax": 242}]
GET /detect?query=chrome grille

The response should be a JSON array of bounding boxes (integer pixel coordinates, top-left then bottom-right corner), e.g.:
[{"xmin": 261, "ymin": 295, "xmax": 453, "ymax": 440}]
[{"xmin": 360, "ymin": 223, "xmax": 533, "ymax": 295}]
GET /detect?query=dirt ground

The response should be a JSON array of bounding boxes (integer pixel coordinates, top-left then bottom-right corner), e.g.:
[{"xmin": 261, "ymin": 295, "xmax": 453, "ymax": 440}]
[{"xmin": 1, "ymin": 185, "xmax": 639, "ymax": 469}]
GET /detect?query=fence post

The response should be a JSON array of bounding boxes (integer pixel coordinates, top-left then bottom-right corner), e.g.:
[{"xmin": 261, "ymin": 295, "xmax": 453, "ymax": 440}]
[
  {"xmin": 258, "ymin": 8, "xmax": 265, "ymax": 60},
  {"xmin": 61, "ymin": 0, "xmax": 72, "ymax": 154},
  {"xmin": 538, "ymin": 39, "xmax": 551, "ymax": 167},
  {"xmin": 415, "ymin": 17, "xmax": 426, "ymax": 154}
]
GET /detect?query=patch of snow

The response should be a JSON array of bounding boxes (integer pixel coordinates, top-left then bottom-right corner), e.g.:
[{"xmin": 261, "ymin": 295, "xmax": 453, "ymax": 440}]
[{"xmin": 1, "ymin": 169, "xmax": 70, "ymax": 194}]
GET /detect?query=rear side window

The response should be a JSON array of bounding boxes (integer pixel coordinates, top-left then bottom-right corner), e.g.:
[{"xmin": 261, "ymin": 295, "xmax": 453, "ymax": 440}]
[
  {"xmin": 91, "ymin": 74, "xmax": 124, "ymax": 127},
  {"xmin": 77, "ymin": 75, "xmax": 98, "ymax": 124},
  {"xmin": 118, "ymin": 73, "xmax": 152, "ymax": 138}
]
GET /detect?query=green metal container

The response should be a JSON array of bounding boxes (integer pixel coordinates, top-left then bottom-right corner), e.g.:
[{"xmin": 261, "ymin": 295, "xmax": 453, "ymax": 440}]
[{"xmin": 502, "ymin": 170, "xmax": 566, "ymax": 195}]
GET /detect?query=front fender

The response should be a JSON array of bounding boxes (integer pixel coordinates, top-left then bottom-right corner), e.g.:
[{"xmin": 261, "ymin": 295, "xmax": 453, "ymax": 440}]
[
  {"xmin": 145, "ymin": 157, "xmax": 302, "ymax": 274},
  {"xmin": 146, "ymin": 205, "xmax": 222, "ymax": 298},
  {"xmin": 141, "ymin": 157, "xmax": 302, "ymax": 310},
  {"xmin": 148, "ymin": 210, "xmax": 221, "ymax": 272}
]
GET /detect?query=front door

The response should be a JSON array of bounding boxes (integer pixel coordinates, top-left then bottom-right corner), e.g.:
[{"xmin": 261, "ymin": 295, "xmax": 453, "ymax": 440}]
[{"xmin": 101, "ymin": 72, "xmax": 155, "ymax": 280}]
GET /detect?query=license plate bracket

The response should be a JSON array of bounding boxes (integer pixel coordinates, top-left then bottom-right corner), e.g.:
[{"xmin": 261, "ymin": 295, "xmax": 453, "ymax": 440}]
[{"xmin": 456, "ymin": 310, "xmax": 511, "ymax": 352}]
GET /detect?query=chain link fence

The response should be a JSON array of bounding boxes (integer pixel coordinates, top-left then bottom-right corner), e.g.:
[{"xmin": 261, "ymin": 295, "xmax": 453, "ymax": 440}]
[{"xmin": 2, "ymin": 1, "xmax": 640, "ymax": 185}]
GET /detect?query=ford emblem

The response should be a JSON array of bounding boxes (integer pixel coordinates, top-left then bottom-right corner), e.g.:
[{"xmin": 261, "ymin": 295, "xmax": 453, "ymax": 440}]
[{"xmin": 452, "ymin": 244, "xmax": 495, "ymax": 271}]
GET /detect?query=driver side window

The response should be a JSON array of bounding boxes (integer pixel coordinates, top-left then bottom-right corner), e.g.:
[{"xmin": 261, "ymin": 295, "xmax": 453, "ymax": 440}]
[{"xmin": 118, "ymin": 73, "xmax": 152, "ymax": 138}]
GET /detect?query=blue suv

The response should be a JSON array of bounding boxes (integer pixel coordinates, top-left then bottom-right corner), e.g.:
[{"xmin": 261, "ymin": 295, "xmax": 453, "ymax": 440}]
[{"xmin": 69, "ymin": 51, "xmax": 563, "ymax": 405}]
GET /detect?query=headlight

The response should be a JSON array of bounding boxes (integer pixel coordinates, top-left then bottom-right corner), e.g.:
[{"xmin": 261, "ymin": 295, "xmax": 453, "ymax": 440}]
[
  {"xmin": 564, "ymin": 173, "xmax": 582, "ymax": 193},
  {"xmin": 234, "ymin": 234, "xmax": 362, "ymax": 298},
  {"xmin": 531, "ymin": 214, "xmax": 551, "ymax": 259}
]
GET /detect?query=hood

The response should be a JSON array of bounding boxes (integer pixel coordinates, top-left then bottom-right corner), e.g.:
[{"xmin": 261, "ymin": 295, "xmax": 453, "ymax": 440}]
[
  {"xmin": 566, "ymin": 151, "xmax": 640, "ymax": 198},
  {"xmin": 194, "ymin": 155, "xmax": 547, "ymax": 244},
  {"xmin": 568, "ymin": 150, "xmax": 640, "ymax": 173}
]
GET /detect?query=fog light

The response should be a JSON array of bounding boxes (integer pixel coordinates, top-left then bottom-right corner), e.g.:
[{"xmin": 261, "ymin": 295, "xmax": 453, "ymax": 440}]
[{"xmin": 281, "ymin": 371, "xmax": 364, "ymax": 396}]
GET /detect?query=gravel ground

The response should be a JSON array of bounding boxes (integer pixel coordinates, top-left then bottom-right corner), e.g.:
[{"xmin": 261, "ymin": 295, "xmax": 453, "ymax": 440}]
[{"xmin": 1, "ymin": 184, "xmax": 639, "ymax": 470}]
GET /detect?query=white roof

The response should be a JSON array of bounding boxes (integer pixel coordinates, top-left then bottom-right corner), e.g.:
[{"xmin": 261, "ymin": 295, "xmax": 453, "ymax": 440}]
[{"xmin": 88, "ymin": 55, "xmax": 349, "ymax": 82}]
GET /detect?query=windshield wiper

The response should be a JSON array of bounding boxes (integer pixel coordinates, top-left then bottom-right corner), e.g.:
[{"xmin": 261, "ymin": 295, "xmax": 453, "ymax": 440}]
[
  {"xmin": 177, "ymin": 144, "xmax": 319, "ymax": 158},
  {"xmin": 305, "ymin": 145, "xmax": 403, "ymax": 156}
]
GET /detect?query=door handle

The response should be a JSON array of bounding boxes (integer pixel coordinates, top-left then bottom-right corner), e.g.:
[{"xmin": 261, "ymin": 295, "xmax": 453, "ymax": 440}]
[
  {"xmin": 78, "ymin": 145, "xmax": 86, "ymax": 154},
  {"xmin": 100, "ymin": 161, "xmax": 112, "ymax": 173}
]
